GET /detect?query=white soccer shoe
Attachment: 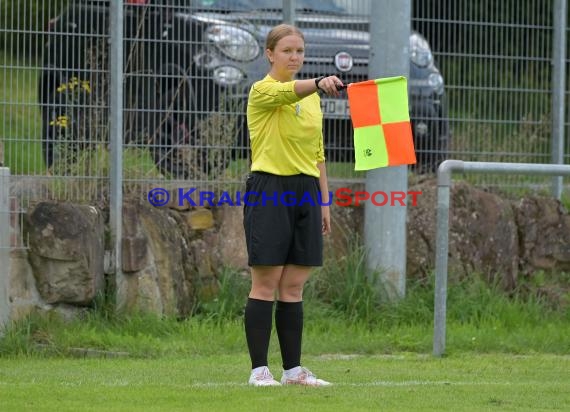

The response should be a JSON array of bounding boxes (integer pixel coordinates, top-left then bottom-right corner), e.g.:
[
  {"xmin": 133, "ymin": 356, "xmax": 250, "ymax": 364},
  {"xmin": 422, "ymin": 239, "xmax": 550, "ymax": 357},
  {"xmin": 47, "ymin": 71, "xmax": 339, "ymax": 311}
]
[
  {"xmin": 280, "ymin": 367, "xmax": 331, "ymax": 386},
  {"xmin": 248, "ymin": 366, "xmax": 282, "ymax": 387}
]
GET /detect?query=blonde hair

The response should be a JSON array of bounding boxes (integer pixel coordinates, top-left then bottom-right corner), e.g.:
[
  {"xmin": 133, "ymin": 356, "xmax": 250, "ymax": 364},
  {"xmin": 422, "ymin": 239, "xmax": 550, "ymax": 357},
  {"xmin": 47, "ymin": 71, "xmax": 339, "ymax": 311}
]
[{"xmin": 265, "ymin": 24, "xmax": 305, "ymax": 51}]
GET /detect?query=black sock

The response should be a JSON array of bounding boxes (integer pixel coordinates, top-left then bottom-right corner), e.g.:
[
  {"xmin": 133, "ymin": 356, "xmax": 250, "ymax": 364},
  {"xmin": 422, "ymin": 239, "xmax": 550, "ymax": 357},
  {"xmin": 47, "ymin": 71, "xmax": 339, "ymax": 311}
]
[
  {"xmin": 244, "ymin": 298, "xmax": 274, "ymax": 369},
  {"xmin": 275, "ymin": 300, "xmax": 303, "ymax": 370}
]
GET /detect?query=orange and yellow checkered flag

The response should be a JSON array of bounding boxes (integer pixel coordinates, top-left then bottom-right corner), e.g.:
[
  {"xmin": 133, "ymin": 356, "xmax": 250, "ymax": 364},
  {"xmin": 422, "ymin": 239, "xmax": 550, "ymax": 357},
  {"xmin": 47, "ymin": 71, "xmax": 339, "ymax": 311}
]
[{"xmin": 347, "ymin": 76, "xmax": 416, "ymax": 170}]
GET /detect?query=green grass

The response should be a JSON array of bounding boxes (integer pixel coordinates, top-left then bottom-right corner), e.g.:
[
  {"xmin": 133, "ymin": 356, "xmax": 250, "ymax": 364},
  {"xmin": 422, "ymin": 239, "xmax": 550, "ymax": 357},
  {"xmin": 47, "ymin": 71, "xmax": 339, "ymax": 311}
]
[
  {"xmin": 0, "ymin": 245, "xmax": 568, "ymax": 410},
  {"xmin": 0, "ymin": 52, "xmax": 45, "ymax": 174},
  {"xmin": 1, "ymin": 310, "xmax": 569, "ymax": 358},
  {"xmin": 0, "ymin": 353, "xmax": 568, "ymax": 411}
]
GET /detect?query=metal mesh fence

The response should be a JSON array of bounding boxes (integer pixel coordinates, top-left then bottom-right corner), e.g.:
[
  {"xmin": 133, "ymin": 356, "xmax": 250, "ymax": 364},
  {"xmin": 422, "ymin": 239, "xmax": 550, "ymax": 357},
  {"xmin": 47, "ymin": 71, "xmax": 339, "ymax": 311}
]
[
  {"xmin": 413, "ymin": 0, "xmax": 560, "ymax": 189},
  {"xmin": 0, "ymin": 0, "xmax": 568, "ymax": 250}
]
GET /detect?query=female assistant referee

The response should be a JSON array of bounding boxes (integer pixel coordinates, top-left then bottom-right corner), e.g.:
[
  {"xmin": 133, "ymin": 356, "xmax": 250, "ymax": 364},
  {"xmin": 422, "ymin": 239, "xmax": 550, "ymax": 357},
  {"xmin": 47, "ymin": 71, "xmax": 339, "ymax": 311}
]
[{"xmin": 243, "ymin": 23, "xmax": 344, "ymax": 387}]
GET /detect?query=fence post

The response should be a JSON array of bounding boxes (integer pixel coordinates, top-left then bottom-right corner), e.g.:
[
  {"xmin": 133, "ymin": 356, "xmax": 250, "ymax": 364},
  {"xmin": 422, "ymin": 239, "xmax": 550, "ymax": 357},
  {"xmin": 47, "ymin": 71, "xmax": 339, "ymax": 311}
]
[
  {"xmin": 109, "ymin": 1, "xmax": 124, "ymax": 309},
  {"xmin": 282, "ymin": 0, "xmax": 296, "ymax": 24},
  {"xmin": 0, "ymin": 168, "xmax": 11, "ymax": 332},
  {"xmin": 433, "ymin": 160, "xmax": 463, "ymax": 356},
  {"xmin": 551, "ymin": 0, "xmax": 567, "ymax": 199},
  {"xmin": 365, "ymin": 0, "xmax": 411, "ymax": 299}
]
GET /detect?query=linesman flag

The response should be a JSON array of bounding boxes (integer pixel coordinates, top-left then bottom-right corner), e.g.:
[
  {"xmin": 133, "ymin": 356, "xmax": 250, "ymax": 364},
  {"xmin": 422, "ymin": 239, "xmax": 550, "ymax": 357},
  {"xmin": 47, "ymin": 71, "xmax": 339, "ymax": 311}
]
[{"xmin": 347, "ymin": 76, "xmax": 416, "ymax": 170}]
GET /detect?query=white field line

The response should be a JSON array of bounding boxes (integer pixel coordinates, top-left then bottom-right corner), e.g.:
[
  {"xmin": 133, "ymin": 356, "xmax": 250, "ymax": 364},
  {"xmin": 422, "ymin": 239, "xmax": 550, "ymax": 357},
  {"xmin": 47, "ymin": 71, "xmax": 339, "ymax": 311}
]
[
  {"xmin": 184, "ymin": 380, "xmax": 556, "ymax": 388},
  {"xmin": 0, "ymin": 380, "xmax": 555, "ymax": 388}
]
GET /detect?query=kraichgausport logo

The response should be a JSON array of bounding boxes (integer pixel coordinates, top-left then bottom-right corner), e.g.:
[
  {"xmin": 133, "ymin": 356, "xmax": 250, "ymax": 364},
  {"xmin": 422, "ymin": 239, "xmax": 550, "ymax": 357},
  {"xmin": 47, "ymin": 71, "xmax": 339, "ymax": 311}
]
[{"xmin": 147, "ymin": 188, "xmax": 422, "ymax": 208}]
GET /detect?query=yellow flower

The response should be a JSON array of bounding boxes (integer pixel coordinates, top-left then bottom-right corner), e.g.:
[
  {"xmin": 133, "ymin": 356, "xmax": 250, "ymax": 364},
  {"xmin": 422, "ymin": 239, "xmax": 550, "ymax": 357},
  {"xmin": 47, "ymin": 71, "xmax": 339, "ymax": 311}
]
[
  {"xmin": 69, "ymin": 77, "xmax": 80, "ymax": 90},
  {"xmin": 56, "ymin": 77, "xmax": 91, "ymax": 94},
  {"xmin": 81, "ymin": 80, "xmax": 91, "ymax": 93},
  {"xmin": 49, "ymin": 115, "xmax": 69, "ymax": 128}
]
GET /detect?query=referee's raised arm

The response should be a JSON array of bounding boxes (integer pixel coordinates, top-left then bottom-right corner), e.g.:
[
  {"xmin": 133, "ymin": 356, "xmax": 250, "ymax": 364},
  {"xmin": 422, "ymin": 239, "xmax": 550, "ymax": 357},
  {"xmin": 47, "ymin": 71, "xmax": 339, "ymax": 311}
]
[{"xmin": 293, "ymin": 75, "xmax": 344, "ymax": 98}]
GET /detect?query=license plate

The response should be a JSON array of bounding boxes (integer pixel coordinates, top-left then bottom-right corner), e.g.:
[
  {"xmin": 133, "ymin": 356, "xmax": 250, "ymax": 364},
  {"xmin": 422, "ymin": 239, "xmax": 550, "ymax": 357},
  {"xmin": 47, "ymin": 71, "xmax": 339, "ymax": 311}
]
[{"xmin": 321, "ymin": 98, "xmax": 350, "ymax": 119}]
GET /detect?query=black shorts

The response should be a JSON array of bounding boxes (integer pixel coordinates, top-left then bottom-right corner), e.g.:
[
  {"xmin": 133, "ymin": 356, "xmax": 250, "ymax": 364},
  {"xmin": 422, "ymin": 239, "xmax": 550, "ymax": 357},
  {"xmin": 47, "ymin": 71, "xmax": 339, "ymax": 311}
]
[{"xmin": 243, "ymin": 172, "xmax": 323, "ymax": 267}]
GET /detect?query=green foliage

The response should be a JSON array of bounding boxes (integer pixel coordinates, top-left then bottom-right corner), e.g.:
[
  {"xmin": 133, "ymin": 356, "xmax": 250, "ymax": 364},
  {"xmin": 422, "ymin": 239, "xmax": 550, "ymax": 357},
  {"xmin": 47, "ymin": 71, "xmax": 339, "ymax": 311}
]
[
  {"xmin": 306, "ymin": 239, "xmax": 568, "ymax": 330},
  {"xmin": 307, "ymin": 240, "xmax": 389, "ymax": 324},
  {"xmin": 193, "ymin": 267, "xmax": 250, "ymax": 322},
  {"xmin": 0, "ymin": 0, "xmax": 69, "ymax": 57},
  {"xmin": 413, "ymin": 0, "xmax": 552, "ymax": 55},
  {"xmin": 412, "ymin": 0, "xmax": 558, "ymax": 167},
  {"xmin": 47, "ymin": 145, "xmax": 163, "ymax": 200}
]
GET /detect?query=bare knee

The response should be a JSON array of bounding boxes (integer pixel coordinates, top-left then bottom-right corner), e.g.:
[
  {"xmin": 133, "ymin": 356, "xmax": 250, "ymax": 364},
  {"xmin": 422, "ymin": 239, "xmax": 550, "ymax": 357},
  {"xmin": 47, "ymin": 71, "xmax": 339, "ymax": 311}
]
[
  {"xmin": 249, "ymin": 266, "xmax": 283, "ymax": 301},
  {"xmin": 278, "ymin": 283, "xmax": 305, "ymax": 301},
  {"xmin": 278, "ymin": 274, "xmax": 309, "ymax": 301},
  {"xmin": 278, "ymin": 265, "xmax": 311, "ymax": 301},
  {"xmin": 251, "ymin": 281, "xmax": 278, "ymax": 301}
]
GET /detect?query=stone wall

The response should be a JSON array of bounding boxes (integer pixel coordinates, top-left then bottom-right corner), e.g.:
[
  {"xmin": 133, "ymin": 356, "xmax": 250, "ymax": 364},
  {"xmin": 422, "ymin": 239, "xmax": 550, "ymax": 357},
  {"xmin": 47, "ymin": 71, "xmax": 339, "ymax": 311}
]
[{"xmin": 5, "ymin": 179, "xmax": 570, "ymax": 322}]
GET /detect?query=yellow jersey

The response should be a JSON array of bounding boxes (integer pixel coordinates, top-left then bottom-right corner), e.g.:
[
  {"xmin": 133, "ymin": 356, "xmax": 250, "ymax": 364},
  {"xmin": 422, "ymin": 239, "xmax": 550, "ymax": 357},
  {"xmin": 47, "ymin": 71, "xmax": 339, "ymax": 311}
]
[{"xmin": 247, "ymin": 75, "xmax": 325, "ymax": 177}]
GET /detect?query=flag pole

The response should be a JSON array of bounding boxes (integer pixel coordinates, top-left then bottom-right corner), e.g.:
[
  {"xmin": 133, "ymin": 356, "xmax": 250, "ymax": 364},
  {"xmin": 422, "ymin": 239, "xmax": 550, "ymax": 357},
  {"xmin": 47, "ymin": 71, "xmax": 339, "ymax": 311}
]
[{"xmin": 364, "ymin": 0, "xmax": 411, "ymax": 300}]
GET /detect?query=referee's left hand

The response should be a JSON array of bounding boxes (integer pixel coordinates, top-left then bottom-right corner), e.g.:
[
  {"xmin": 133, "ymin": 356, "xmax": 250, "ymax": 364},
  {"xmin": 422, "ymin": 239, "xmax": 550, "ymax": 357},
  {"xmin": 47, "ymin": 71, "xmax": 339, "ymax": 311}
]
[{"xmin": 319, "ymin": 75, "xmax": 344, "ymax": 98}]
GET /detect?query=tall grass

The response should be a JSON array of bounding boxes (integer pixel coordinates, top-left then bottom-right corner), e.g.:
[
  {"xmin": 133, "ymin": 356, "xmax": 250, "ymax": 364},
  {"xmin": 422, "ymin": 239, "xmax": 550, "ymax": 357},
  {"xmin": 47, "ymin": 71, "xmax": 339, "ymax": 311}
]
[
  {"xmin": 307, "ymin": 240, "xmax": 389, "ymax": 324},
  {"xmin": 194, "ymin": 267, "xmax": 251, "ymax": 323},
  {"xmin": 1, "ymin": 242, "xmax": 568, "ymax": 357}
]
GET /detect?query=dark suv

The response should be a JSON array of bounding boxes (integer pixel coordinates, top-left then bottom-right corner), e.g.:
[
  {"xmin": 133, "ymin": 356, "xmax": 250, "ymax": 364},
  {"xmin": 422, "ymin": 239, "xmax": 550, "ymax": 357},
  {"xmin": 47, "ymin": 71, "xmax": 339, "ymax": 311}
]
[{"xmin": 39, "ymin": 0, "xmax": 450, "ymax": 178}]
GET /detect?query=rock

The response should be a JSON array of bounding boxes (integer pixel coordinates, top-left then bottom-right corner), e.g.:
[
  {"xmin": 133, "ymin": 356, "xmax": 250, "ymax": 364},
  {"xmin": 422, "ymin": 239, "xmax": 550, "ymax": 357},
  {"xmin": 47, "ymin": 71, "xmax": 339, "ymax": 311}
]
[
  {"xmin": 407, "ymin": 180, "xmax": 519, "ymax": 288},
  {"xmin": 120, "ymin": 203, "xmax": 196, "ymax": 317},
  {"xmin": 166, "ymin": 186, "xmax": 193, "ymax": 211},
  {"xmin": 449, "ymin": 182, "xmax": 518, "ymax": 289},
  {"xmin": 189, "ymin": 238, "xmax": 219, "ymax": 301},
  {"xmin": 48, "ymin": 303, "xmax": 90, "ymax": 322},
  {"xmin": 121, "ymin": 236, "xmax": 148, "ymax": 273},
  {"xmin": 407, "ymin": 179, "xmax": 438, "ymax": 278},
  {"xmin": 515, "ymin": 197, "xmax": 570, "ymax": 274},
  {"xmin": 122, "ymin": 203, "xmax": 148, "ymax": 273},
  {"xmin": 189, "ymin": 238, "xmax": 214, "ymax": 277},
  {"xmin": 9, "ymin": 177, "xmax": 52, "ymax": 249},
  {"xmin": 210, "ymin": 205, "xmax": 248, "ymax": 269},
  {"xmin": 185, "ymin": 208, "xmax": 214, "ymax": 230},
  {"xmin": 124, "ymin": 261, "xmax": 164, "ymax": 315},
  {"xmin": 9, "ymin": 179, "xmax": 570, "ymax": 320},
  {"xmin": 327, "ymin": 203, "xmax": 364, "ymax": 258},
  {"xmin": 8, "ymin": 250, "xmax": 42, "ymax": 321},
  {"xmin": 24, "ymin": 202, "xmax": 105, "ymax": 305},
  {"xmin": 9, "ymin": 197, "xmax": 21, "ymax": 248}
]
